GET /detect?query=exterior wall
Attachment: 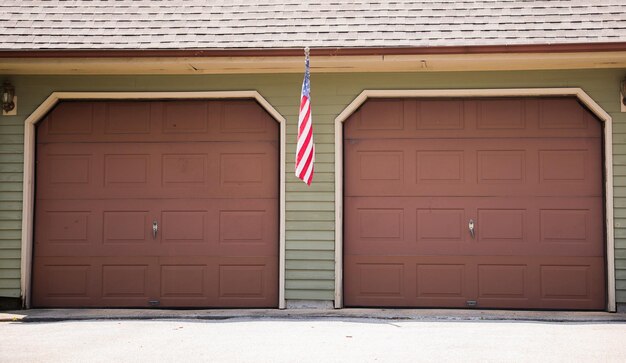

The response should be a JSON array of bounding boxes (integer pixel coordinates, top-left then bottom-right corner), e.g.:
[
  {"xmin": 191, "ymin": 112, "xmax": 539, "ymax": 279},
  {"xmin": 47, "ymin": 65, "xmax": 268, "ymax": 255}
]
[{"xmin": 0, "ymin": 69, "xmax": 625, "ymax": 306}]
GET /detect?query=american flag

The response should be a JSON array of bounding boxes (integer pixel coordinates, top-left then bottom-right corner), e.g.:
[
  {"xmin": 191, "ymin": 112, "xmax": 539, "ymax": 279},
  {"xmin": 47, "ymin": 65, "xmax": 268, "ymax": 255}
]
[{"xmin": 295, "ymin": 48, "xmax": 314, "ymax": 185}]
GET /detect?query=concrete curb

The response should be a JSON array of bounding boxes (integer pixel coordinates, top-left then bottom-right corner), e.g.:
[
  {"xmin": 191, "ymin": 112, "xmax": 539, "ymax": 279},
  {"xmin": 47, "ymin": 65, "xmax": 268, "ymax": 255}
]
[{"xmin": 2, "ymin": 309, "xmax": 626, "ymax": 323}]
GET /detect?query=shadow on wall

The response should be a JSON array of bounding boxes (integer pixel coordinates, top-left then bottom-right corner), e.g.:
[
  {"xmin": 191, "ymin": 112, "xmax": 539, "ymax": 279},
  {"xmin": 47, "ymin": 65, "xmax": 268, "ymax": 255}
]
[{"xmin": 0, "ymin": 297, "xmax": 21, "ymax": 311}]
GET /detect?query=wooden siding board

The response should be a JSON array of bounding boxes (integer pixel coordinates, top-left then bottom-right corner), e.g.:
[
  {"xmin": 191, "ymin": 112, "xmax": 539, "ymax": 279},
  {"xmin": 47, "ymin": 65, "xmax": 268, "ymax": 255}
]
[
  {"xmin": 614, "ymin": 230, "xmax": 626, "ymax": 239},
  {"xmin": 286, "ymin": 280, "xmax": 335, "ymax": 290},
  {"xmin": 0, "ymin": 159, "xmax": 24, "ymax": 171},
  {"xmin": 286, "ymin": 270, "xmax": 335, "ymax": 280},
  {"xmin": 0, "ymin": 259, "xmax": 20, "ymax": 269},
  {"xmin": 285, "ymin": 260, "xmax": 334, "ymax": 270},
  {"xmin": 0, "ymin": 288, "xmax": 20, "ymax": 297},
  {"xmin": 0, "ymin": 69, "xmax": 624, "ymax": 304},
  {"xmin": 613, "ymin": 199, "xmax": 626, "ymax": 208},
  {"xmin": 286, "ymin": 222, "xmax": 336, "ymax": 231},
  {"xmin": 289, "ymin": 173, "xmax": 334, "ymax": 183},
  {"xmin": 286, "ymin": 250, "xmax": 335, "ymax": 260},
  {"xmin": 0, "ymin": 269, "xmax": 20, "ymax": 279},
  {"xmin": 0, "ymin": 211, "xmax": 22, "ymax": 220},
  {"xmin": 0, "ymin": 164, "xmax": 23, "ymax": 173},
  {"xmin": 0, "ymin": 173, "xmax": 23, "ymax": 182},
  {"xmin": 0, "ymin": 230, "xmax": 21, "ymax": 239},
  {"xmin": 287, "ymin": 211, "xmax": 335, "ymax": 221},
  {"xmin": 0, "ymin": 145, "xmax": 23, "ymax": 153},
  {"xmin": 286, "ymin": 193, "xmax": 334, "ymax": 202},
  {"xmin": 0, "ymin": 241, "xmax": 20, "ymax": 249},
  {"xmin": 286, "ymin": 231, "xmax": 334, "ymax": 241},
  {"xmin": 287, "ymin": 241, "xmax": 336, "ymax": 251},
  {"xmin": 0, "ymin": 221, "xmax": 21, "ymax": 230},
  {"xmin": 285, "ymin": 289, "xmax": 335, "ymax": 300},
  {"xmin": 286, "ymin": 201, "xmax": 335, "ymax": 212},
  {"xmin": 0, "ymin": 125, "xmax": 24, "ymax": 134},
  {"xmin": 287, "ymin": 183, "xmax": 334, "ymax": 192},
  {"xmin": 0, "ymin": 202, "xmax": 22, "ymax": 211},
  {"xmin": 0, "ymin": 193, "xmax": 23, "ymax": 202},
  {"xmin": 0, "ymin": 249, "xmax": 20, "ymax": 259}
]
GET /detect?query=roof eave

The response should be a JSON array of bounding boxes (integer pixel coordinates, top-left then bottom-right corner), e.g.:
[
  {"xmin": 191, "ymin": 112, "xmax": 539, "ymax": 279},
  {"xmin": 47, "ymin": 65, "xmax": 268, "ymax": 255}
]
[{"xmin": 2, "ymin": 42, "xmax": 626, "ymax": 58}]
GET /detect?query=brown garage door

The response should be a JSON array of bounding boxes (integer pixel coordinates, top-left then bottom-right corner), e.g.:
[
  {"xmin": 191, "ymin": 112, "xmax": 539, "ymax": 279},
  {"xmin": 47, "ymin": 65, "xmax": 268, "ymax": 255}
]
[
  {"xmin": 344, "ymin": 97, "xmax": 606, "ymax": 310},
  {"xmin": 33, "ymin": 100, "xmax": 279, "ymax": 308}
]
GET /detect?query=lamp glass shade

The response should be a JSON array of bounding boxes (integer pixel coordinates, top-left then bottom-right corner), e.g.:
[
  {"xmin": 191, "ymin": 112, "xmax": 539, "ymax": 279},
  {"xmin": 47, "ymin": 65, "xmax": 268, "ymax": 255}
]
[
  {"xmin": 2, "ymin": 82, "xmax": 15, "ymax": 112},
  {"xmin": 2, "ymin": 83, "xmax": 14, "ymax": 103}
]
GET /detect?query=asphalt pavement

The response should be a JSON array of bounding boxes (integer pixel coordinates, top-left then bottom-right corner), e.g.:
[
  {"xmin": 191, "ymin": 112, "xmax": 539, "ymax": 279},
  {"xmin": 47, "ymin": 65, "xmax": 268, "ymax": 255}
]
[{"xmin": 1, "ymin": 317, "xmax": 626, "ymax": 362}]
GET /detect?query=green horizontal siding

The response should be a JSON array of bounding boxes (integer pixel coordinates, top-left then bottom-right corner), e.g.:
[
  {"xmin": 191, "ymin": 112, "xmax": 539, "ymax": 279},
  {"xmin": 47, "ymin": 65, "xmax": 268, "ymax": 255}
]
[
  {"xmin": 286, "ymin": 270, "xmax": 335, "ymax": 280},
  {"xmin": 0, "ymin": 84, "xmax": 23, "ymax": 300},
  {"xmin": 1, "ymin": 69, "xmax": 626, "ymax": 306}
]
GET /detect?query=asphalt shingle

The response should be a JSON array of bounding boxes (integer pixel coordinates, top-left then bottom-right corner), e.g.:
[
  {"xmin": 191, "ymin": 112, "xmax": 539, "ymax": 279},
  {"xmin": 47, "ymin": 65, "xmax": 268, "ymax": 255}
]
[{"xmin": 0, "ymin": 0, "xmax": 624, "ymax": 50}]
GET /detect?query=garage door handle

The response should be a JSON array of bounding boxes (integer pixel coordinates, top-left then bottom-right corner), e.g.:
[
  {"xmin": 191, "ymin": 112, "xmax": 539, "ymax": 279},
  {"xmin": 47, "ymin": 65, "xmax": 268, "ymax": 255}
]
[
  {"xmin": 468, "ymin": 219, "xmax": 475, "ymax": 239},
  {"xmin": 152, "ymin": 219, "xmax": 158, "ymax": 239}
]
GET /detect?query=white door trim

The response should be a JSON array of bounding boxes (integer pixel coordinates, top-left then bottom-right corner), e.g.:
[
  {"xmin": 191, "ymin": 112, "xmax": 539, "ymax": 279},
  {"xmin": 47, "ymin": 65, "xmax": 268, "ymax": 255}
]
[
  {"xmin": 334, "ymin": 88, "xmax": 615, "ymax": 312},
  {"xmin": 20, "ymin": 91, "xmax": 287, "ymax": 309}
]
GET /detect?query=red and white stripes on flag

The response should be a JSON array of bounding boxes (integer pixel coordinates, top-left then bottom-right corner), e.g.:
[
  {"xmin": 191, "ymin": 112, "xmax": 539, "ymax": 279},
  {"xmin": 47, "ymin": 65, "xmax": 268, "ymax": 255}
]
[{"xmin": 295, "ymin": 47, "xmax": 314, "ymax": 185}]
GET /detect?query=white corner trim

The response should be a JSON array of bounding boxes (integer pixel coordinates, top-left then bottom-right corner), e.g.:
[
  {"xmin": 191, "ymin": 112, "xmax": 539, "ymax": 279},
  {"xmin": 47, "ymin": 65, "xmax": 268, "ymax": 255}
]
[
  {"xmin": 334, "ymin": 88, "xmax": 616, "ymax": 312},
  {"xmin": 20, "ymin": 91, "xmax": 287, "ymax": 309},
  {"xmin": 334, "ymin": 119, "xmax": 344, "ymax": 309}
]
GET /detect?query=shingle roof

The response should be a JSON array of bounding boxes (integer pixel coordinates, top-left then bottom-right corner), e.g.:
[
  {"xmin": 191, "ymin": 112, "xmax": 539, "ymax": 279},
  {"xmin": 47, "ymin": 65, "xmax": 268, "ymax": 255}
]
[{"xmin": 1, "ymin": 0, "xmax": 625, "ymax": 50}]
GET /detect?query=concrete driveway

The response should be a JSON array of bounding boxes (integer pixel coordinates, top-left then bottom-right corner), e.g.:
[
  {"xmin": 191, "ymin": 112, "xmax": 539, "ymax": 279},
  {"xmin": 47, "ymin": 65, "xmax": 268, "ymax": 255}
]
[{"xmin": 1, "ymin": 318, "xmax": 625, "ymax": 362}]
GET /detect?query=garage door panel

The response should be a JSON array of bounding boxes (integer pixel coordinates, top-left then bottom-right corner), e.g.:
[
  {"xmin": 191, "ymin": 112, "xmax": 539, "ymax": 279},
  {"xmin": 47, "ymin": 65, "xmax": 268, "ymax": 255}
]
[
  {"xmin": 473, "ymin": 197, "xmax": 604, "ymax": 257},
  {"xmin": 40, "ymin": 102, "xmax": 97, "ymax": 138},
  {"xmin": 103, "ymin": 101, "xmax": 153, "ymax": 135},
  {"xmin": 477, "ymin": 264, "xmax": 531, "ymax": 300},
  {"xmin": 538, "ymin": 260, "xmax": 605, "ymax": 309},
  {"xmin": 34, "ymin": 256, "xmax": 278, "ymax": 307},
  {"xmin": 347, "ymin": 196, "xmax": 602, "ymax": 257},
  {"xmin": 416, "ymin": 263, "xmax": 469, "ymax": 300},
  {"xmin": 346, "ymin": 197, "xmax": 432, "ymax": 255},
  {"xmin": 32, "ymin": 261, "xmax": 96, "ymax": 304},
  {"xmin": 35, "ymin": 206, "xmax": 103, "ymax": 256},
  {"xmin": 344, "ymin": 258, "xmax": 414, "ymax": 307},
  {"xmin": 344, "ymin": 97, "xmax": 605, "ymax": 310},
  {"xmin": 344, "ymin": 256, "xmax": 473, "ymax": 308},
  {"xmin": 38, "ymin": 100, "xmax": 278, "ymax": 144},
  {"xmin": 217, "ymin": 258, "xmax": 278, "ymax": 306},
  {"xmin": 156, "ymin": 198, "xmax": 277, "ymax": 257},
  {"xmin": 33, "ymin": 256, "xmax": 160, "ymax": 308},
  {"xmin": 215, "ymin": 142, "xmax": 278, "ymax": 197},
  {"xmin": 155, "ymin": 256, "xmax": 279, "ymax": 308},
  {"xmin": 344, "ymin": 98, "xmax": 601, "ymax": 140},
  {"xmin": 214, "ymin": 199, "xmax": 279, "ymax": 256},
  {"xmin": 37, "ymin": 199, "xmax": 277, "ymax": 258},
  {"xmin": 476, "ymin": 98, "xmax": 526, "ymax": 130},
  {"xmin": 346, "ymin": 99, "xmax": 406, "ymax": 132},
  {"xmin": 212, "ymin": 100, "xmax": 278, "ymax": 139},
  {"xmin": 35, "ymin": 199, "xmax": 160, "ymax": 257},
  {"xmin": 38, "ymin": 142, "xmax": 277, "ymax": 200},
  {"xmin": 102, "ymin": 264, "xmax": 154, "ymax": 299},
  {"xmin": 345, "ymin": 256, "xmax": 604, "ymax": 309},
  {"xmin": 158, "ymin": 261, "xmax": 214, "ymax": 305},
  {"xmin": 538, "ymin": 98, "xmax": 596, "ymax": 130},
  {"xmin": 475, "ymin": 257, "xmax": 605, "ymax": 309},
  {"xmin": 346, "ymin": 138, "xmax": 601, "ymax": 197}
]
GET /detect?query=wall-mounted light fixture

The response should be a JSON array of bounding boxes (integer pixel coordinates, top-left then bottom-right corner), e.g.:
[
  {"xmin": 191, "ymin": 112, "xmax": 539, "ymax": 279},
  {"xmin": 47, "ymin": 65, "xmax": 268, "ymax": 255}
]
[{"xmin": 2, "ymin": 81, "xmax": 15, "ymax": 113}]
